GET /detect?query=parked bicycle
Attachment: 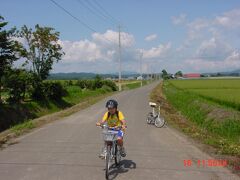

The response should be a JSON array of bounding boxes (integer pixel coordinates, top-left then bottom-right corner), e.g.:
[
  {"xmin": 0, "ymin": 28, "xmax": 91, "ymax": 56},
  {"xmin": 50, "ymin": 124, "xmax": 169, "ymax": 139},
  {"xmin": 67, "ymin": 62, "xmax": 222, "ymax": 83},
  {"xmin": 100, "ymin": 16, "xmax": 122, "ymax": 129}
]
[
  {"xmin": 97, "ymin": 124, "xmax": 123, "ymax": 180},
  {"xmin": 146, "ymin": 102, "xmax": 165, "ymax": 128}
]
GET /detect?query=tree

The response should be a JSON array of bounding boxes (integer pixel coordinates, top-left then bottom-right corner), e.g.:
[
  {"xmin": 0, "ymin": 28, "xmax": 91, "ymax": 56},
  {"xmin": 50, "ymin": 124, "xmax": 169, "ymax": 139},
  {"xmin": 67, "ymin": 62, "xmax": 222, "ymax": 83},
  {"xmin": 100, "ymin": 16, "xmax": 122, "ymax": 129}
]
[
  {"xmin": 175, "ymin": 71, "xmax": 183, "ymax": 77},
  {"xmin": 4, "ymin": 69, "xmax": 33, "ymax": 103},
  {"xmin": 17, "ymin": 24, "xmax": 64, "ymax": 81},
  {"xmin": 161, "ymin": 69, "xmax": 169, "ymax": 80},
  {"xmin": 94, "ymin": 75, "xmax": 103, "ymax": 89},
  {"xmin": 0, "ymin": 16, "xmax": 19, "ymax": 103}
]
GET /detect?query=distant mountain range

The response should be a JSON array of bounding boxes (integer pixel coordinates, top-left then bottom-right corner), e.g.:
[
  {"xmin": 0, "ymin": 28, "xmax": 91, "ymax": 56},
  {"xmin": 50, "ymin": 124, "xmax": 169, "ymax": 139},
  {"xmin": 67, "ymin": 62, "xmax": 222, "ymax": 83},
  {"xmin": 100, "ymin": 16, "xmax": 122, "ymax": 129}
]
[
  {"xmin": 231, "ymin": 69, "xmax": 240, "ymax": 73},
  {"xmin": 202, "ymin": 69, "xmax": 240, "ymax": 76},
  {"xmin": 48, "ymin": 69, "xmax": 240, "ymax": 80},
  {"xmin": 48, "ymin": 71, "xmax": 141, "ymax": 80}
]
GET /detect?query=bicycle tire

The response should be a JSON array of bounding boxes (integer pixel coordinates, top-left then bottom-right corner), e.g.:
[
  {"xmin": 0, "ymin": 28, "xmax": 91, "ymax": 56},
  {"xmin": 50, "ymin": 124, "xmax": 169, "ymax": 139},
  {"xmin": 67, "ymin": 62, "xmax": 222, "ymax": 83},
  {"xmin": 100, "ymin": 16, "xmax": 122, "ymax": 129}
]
[
  {"xmin": 105, "ymin": 145, "xmax": 111, "ymax": 179},
  {"xmin": 146, "ymin": 112, "xmax": 153, "ymax": 124},
  {"xmin": 154, "ymin": 117, "xmax": 165, "ymax": 128},
  {"xmin": 114, "ymin": 144, "xmax": 121, "ymax": 166}
]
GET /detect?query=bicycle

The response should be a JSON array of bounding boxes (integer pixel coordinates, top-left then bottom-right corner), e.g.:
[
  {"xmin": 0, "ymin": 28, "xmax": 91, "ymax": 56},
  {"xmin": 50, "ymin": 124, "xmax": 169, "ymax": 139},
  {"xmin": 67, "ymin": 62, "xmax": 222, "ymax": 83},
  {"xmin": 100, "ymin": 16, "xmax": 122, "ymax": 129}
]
[
  {"xmin": 97, "ymin": 124, "xmax": 122, "ymax": 180},
  {"xmin": 146, "ymin": 102, "xmax": 165, "ymax": 128}
]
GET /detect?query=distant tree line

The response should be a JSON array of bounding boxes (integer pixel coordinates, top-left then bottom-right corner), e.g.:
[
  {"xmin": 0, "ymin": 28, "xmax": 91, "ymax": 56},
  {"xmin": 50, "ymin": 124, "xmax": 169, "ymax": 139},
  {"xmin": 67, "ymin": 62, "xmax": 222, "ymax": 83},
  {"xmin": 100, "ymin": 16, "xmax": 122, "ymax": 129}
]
[
  {"xmin": 64, "ymin": 75, "xmax": 117, "ymax": 91},
  {"xmin": 161, "ymin": 69, "xmax": 183, "ymax": 80}
]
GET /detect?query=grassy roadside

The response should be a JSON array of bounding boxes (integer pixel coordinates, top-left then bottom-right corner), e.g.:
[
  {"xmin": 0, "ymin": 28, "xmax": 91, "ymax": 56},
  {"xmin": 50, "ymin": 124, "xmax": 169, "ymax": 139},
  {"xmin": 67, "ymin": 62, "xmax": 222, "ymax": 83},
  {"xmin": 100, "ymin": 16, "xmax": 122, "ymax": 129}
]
[
  {"xmin": 150, "ymin": 81, "xmax": 240, "ymax": 174},
  {"xmin": 0, "ymin": 86, "xmax": 113, "ymax": 131},
  {"xmin": 0, "ymin": 91, "xmax": 115, "ymax": 148},
  {"xmin": 122, "ymin": 80, "xmax": 149, "ymax": 90}
]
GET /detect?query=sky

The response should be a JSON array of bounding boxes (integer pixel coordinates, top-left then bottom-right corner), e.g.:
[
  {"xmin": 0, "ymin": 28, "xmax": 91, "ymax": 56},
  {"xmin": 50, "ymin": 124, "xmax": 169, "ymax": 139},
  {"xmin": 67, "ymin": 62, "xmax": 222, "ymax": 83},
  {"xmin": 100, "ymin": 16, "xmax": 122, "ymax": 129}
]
[{"xmin": 1, "ymin": 0, "xmax": 240, "ymax": 74}]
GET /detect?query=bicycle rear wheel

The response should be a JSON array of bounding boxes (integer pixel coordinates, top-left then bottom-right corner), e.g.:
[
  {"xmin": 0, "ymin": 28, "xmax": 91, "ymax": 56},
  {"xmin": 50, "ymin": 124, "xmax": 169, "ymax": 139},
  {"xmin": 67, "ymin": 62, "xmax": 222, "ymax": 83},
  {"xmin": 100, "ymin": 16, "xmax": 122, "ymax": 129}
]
[
  {"xmin": 146, "ymin": 112, "xmax": 153, "ymax": 124},
  {"xmin": 105, "ymin": 145, "xmax": 111, "ymax": 180}
]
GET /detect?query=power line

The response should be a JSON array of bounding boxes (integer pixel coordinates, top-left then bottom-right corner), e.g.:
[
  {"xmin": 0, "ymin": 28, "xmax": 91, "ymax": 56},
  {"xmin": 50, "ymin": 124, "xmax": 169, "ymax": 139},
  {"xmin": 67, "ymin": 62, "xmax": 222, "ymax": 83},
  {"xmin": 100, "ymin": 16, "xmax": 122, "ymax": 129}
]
[
  {"xmin": 91, "ymin": 0, "xmax": 121, "ymax": 25},
  {"xmin": 83, "ymin": 0, "xmax": 118, "ymax": 26},
  {"xmin": 50, "ymin": 0, "xmax": 96, "ymax": 33},
  {"xmin": 76, "ymin": 0, "xmax": 116, "ymax": 27},
  {"xmin": 118, "ymin": 25, "xmax": 122, "ymax": 91},
  {"xmin": 49, "ymin": 0, "xmax": 116, "ymax": 45}
]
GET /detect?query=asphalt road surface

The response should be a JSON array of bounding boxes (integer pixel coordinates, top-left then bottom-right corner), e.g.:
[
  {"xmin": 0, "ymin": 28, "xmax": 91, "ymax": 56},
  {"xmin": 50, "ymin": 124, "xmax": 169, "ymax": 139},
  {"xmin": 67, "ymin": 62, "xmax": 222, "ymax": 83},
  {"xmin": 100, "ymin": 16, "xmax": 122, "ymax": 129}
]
[{"xmin": 0, "ymin": 82, "xmax": 239, "ymax": 180}]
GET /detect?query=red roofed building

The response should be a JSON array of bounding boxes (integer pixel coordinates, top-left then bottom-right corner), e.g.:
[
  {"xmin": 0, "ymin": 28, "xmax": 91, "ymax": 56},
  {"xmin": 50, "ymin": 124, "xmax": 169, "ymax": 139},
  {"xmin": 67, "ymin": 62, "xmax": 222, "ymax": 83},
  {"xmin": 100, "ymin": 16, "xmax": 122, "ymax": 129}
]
[{"xmin": 183, "ymin": 73, "xmax": 201, "ymax": 78}]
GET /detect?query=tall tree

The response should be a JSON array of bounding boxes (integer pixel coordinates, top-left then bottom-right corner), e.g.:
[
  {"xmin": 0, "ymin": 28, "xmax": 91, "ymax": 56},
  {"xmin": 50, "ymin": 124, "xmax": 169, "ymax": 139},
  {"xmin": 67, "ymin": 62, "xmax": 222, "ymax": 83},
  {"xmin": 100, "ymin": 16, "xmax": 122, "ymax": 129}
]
[
  {"xmin": 161, "ymin": 69, "xmax": 169, "ymax": 80},
  {"xmin": 0, "ymin": 16, "xmax": 18, "ymax": 103},
  {"xmin": 175, "ymin": 71, "xmax": 183, "ymax": 77},
  {"xmin": 17, "ymin": 24, "xmax": 64, "ymax": 81}
]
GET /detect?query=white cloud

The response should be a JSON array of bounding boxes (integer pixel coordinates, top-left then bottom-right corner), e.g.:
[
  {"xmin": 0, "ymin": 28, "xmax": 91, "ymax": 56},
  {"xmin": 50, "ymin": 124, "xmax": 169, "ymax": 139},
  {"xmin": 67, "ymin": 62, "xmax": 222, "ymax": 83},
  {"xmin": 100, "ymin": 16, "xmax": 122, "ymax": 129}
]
[
  {"xmin": 144, "ymin": 34, "xmax": 158, "ymax": 41},
  {"xmin": 225, "ymin": 50, "xmax": 240, "ymax": 65},
  {"xmin": 196, "ymin": 37, "xmax": 232, "ymax": 60},
  {"xmin": 142, "ymin": 42, "xmax": 171, "ymax": 59},
  {"xmin": 92, "ymin": 30, "xmax": 135, "ymax": 48},
  {"xmin": 58, "ymin": 40, "xmax": 105, "ymax": 62},
  {"xmin": 215, "ymin": 9, "xmax": 240, "ymax": 29},
  {"xmin": 184, "ymin": 50, "xmax": 240, "ymax": 72},
  {"xmin": 58, "ymin": 30, "xmax": 135, "ymax": 65},
  {"xmin": 174, "ymin": 8, "xmax": 240, "ymax": 73},
  {"xmin": 171, "ymin": 14, "xmax": 187, "ymax": 25},
  {"xmin": 187, "ymin": 18, "xmax": 210, "ymax": 41}
]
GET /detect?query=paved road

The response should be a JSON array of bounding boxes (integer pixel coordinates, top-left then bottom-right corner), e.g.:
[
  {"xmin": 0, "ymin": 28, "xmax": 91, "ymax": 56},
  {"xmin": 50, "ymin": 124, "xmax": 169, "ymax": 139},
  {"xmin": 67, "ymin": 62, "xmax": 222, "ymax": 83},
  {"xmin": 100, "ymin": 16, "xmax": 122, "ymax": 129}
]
[{"xmin": 0, "ymin": 82, "xmax": 239, "ymax": 180}]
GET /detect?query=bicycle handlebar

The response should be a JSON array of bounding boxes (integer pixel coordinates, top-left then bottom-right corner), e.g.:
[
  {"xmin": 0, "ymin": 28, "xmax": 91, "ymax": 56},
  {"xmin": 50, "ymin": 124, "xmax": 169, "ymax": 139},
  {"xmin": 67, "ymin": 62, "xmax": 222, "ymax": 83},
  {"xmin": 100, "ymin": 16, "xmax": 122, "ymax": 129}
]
[{"xmin": 96, "ymin": 123, "xmax": 127, "ymax": 130}]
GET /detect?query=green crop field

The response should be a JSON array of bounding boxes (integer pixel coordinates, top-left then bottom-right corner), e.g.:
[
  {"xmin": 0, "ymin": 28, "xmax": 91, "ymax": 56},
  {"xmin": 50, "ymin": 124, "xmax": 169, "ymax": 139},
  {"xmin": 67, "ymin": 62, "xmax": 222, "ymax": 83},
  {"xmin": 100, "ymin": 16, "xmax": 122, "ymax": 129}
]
[
  {"xmin": 162, "ymin": 79, "xmax": 240, "ymax": 156},
  {"xmin": 169, "ymin": 79, "xmax": 240, "ymax": 110}
]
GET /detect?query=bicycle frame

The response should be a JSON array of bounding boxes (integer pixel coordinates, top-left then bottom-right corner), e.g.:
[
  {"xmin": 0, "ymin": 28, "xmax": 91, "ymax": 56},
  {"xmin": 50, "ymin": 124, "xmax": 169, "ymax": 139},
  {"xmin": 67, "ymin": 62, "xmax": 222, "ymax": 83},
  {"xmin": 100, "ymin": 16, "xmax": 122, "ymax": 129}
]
[
  {"xmin": 105, "ymin": 139, "xmax": 117, "ymax": 159},
  {"xmin": 151, "ymin": 105, "xmax": 160, "ymax": 118},
  {"xmin": 99, "ymin": 124, "xmax": 121, "ymax": 179},
  {"xmin": 147, "ymin": 102, "xmax": 165, "ymax": 128}
]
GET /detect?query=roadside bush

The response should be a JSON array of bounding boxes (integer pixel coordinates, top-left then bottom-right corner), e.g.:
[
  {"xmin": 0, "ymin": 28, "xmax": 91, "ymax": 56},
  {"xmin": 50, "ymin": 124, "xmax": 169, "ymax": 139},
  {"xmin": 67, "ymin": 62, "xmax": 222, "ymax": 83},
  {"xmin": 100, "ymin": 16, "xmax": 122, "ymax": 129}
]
[
  {"xmin": 76, "ymin": 78, "xmax": 117, "ymax": 91},
  {"xmin": 76, "ymin": 80, "xmax": 94, "ymax": 89},
  {"xmin": 44, "ymin": 82, "xmax": 68, "ymax": 101},
  {"xmin": 4, "ymin": 69, "xmax": 33, "ymax": 103},
  {"xmin": 102, "ymin": 80, "xmax": 117, "ymax": 91},
  {"xmin": 31, "ymin": 81, "xmax": 67, "ymax": 101},
  {"xmin": 76, "ymin": 79, "xmax": 86, "ymax": 89},
  {"xmin": 101, "ymin": 85, "xmax": 113, "ymax": 92},
  {"xmin": 31, "ymin": 82, "xmax": 45, "ymax": 100},
  {"xmin": 66, "ymin": 80, "xmax": 73, "ymax": 86},
  {"xmin": 93, "ymin": 75, "xmax": 103, "ymax": 89}
]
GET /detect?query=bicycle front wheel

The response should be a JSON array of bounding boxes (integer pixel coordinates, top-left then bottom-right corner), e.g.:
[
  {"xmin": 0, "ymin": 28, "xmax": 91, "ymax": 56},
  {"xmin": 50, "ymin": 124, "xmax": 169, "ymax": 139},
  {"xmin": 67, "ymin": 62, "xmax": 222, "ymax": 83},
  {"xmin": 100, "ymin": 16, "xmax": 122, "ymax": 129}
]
[
  {"xmin": 105, "ymin": 145, "xmax": 111, "ymax": 180},
  {"xmin": 155, "ymin": 116, "xmax": 165, "ymax": 128},
  {"xmin": 114, "ymin": 144, "xmax": 121, "ymax": 166}
]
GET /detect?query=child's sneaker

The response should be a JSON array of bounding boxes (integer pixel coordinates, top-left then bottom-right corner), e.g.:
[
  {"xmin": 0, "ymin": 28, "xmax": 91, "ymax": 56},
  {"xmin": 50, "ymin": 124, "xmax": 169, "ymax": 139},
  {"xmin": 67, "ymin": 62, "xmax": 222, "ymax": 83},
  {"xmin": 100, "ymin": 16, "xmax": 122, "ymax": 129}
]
[
  {"xmin": 120, "ymin": 146, "xmax": 126, "ymax": 157},
  {"xmin": 99, "ymin": 147, "xmax": 106, "ymax": 159}
]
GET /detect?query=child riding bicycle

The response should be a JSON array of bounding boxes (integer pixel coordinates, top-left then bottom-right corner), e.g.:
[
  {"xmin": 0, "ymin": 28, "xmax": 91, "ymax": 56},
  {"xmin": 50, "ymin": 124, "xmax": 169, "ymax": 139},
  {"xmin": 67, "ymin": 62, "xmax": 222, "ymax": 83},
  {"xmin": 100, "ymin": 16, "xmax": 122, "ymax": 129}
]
[{"xmin": 96, "ymin": 99, "xmax": 127, "ymax": 158}]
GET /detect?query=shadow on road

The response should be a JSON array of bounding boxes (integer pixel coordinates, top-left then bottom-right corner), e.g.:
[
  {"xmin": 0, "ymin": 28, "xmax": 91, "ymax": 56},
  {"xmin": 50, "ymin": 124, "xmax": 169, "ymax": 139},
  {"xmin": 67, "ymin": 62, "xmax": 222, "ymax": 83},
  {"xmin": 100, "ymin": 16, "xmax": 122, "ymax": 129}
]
[{"xmin": 108, "ymin": 159, "xmax": 136, "ymax": 180}]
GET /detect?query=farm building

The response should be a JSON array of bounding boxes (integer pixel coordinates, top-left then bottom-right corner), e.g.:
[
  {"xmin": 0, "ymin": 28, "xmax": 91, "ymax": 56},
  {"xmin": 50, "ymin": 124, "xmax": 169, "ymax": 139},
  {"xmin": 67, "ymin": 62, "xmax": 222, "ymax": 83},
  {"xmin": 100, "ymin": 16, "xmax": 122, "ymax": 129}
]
[{"xmin": 183, "ymin": 73, "xmax": 201, "ymax": 78}]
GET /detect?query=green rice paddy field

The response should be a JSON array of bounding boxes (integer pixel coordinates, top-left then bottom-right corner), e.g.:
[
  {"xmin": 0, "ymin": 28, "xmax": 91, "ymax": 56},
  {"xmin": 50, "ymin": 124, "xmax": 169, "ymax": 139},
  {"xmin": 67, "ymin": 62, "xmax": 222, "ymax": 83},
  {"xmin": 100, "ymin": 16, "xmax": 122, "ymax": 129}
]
[
  {"xmin": 170, "ymin": 79, "xmax": 240, "ymax": 110},
  {"xmin": 163, "ymin": 78, "xmax": 240, "ymax": 156}
]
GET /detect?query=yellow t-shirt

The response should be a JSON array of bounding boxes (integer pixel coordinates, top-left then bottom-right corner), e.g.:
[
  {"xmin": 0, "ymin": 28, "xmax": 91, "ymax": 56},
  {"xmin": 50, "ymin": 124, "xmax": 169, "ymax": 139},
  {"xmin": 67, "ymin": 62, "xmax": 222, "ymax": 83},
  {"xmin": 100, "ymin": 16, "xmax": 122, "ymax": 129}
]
[{"xmin": 102, "ymin": 111, "xmax": 125, "ymax": 127}]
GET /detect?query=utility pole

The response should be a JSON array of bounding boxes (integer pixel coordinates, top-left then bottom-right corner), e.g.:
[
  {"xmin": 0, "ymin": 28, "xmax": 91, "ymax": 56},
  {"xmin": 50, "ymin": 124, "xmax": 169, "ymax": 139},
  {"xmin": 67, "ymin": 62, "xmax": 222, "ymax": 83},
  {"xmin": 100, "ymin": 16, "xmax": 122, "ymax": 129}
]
[
  {"xmin": 140, "ymin": 50, "xmax": 143, "ymax": 87},
  {"xmin": 118, "ymin": 25, "xmax": 122, "ymax": 91}
]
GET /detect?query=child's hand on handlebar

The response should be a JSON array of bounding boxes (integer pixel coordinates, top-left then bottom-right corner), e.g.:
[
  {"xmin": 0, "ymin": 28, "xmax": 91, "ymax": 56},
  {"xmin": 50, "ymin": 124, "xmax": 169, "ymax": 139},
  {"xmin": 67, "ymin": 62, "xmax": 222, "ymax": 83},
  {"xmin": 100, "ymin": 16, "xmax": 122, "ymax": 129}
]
[
  {"xmin": 122, "ymin": 125, "xmax": 127, "ymax": 130},
  {"xmin": 96, "ymin": 122, "xmax": 102, "ymax": 126},
  {"xmin": 113, "ymin": 125, "xmax": 121, "ymax": 130}
]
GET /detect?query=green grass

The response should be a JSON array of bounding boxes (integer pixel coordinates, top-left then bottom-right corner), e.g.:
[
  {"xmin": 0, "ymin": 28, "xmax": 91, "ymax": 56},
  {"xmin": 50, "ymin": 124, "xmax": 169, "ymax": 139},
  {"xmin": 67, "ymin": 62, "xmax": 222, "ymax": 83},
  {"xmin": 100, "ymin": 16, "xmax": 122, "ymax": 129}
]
[
  {"xmin": 170, "ymin": 79, "xmax": 240, "ymax": 89},
  {"xmin": 170, "ymin": 79, "xmax": 240, "ymax": 110},
  {"xmin": 63, "ymin": 85, "xmax": 111, "ymax": 104},
  {"xmin": 163, "ymin": 80, "xmax": 240, "ymax": 155},
  {"xmin": 0, "ymin": 84, "xmax": 113, "ymax": 133},
  {"xmin": 10, "ymin": 120, "xmax": 35, "ymax": 135},
  {"xmin": 122, "ymin": 80, "xmax": 149, "ymax": 90}
]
